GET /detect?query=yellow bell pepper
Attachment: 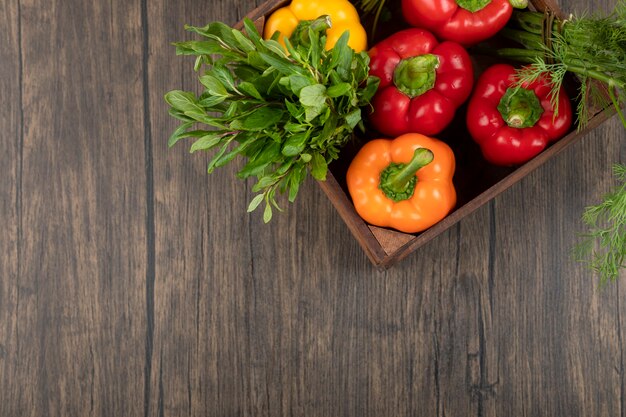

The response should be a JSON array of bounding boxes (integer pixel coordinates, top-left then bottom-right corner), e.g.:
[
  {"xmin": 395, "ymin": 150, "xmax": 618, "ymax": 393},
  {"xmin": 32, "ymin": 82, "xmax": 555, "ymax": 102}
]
[{"xmin": 263, "ymin": 0, "xmax": 367, "ymax": 52}]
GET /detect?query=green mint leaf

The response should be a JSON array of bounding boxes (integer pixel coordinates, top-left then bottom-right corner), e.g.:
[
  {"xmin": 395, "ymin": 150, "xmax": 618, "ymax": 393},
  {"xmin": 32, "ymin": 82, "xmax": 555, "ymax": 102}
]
[
  {"xmin": 199, "ymin": 94, "xmax": 227, "ymax": 108},
  {"xmin": 252, "ymin": 176, "xmax": 277, "ymax": 192},
  {"xmin": 288, "ymin": 164, "xmax": 307, "ymax": 202},
  {"xmin": 237, "ymin": 141, "xmax": 281, "ymax": 178},
  {"xmin": 310, "ymin": 153, "xmax": 328, "ymax": 181},
  {"xmin": 165, "ymin": 90, "xmax": 203, "ymax": 113},
  {"xmin": 186, "ymin": 22, "xmax": 238, "ymax": 49},
  {"xmin": 211, "ymin": 66, "xmax": 238, "ymax": 93},
  {"xmin": 308, "ymin": 28, "xmax": 321, "ymax": 71},
  {"xmin": 168, "ymin": 121, "xmax": 194, "ymax": 148},
  {"xmin": 288, "ymin": 74, "xmax": 313, "ymax": 95},
  {"xmin": 232, "ymin": 29, "xmax": 256, "ymax": 52},
  {"xmin": 299, "ymin": 84, "xmax": 327, "ymax": 122},
  {"xmin": 168, "ymin": 107, "xmax": 194, "ymax": 122},
  {"xmin": 263, "ymin": 202, "xmax": 273, "ymax": 223},
  {"xmin": 199, "ymin": 75, "xmax": 229, "ymax": 97},
  {"xmin": 174, "ymin": 41, "xmax": 223, "ymax": 56},
  {"xmin": 330, "ymin": 31, "xmax": 350, "ymax": 68},
  {"xmin": 190, "ymin": 133, "xmax": 223, "ymax": 153},
  {"xmin": 358, "ymin": 76, "xmax": 381, "ymax": 104},
  {"xmin": 284, "ymin": 121, "xmax": 307, "ymax": 133},
  {"xmin": 326, "ymin": 82, "xmax": 352, "ymax": 98},
  {"xmin": 300, "ymin": 153, "xmax": 312, "ymax": 163},
  {"xmin": 345, "ymin": 108, "xmax": 362, "ymax": 129},
  {"xmin": 207, "ymin": 140, "xmax": 232, "ymax": 173},
  {"xmin": 242, "ymin": 106, "xmax": 283, "ymax": 130},
  {"xmin": 182, "ymin": 110, "xmax": 226, "ymax": 128},
  {"xmin": 288, "ymin": 175, "xmax": 301, "ymax": 203},
  {"xmin": 282, "ymin": 131, "xmax": 309, "ymax": 156},
  {"xmin": 264, "ymin": 39, "xmax": 289, "ymax": 58},
  {"xmin": 258, "ymin": 52, "xmax": 299, "ymax": 75},
  {"xmin": 283, "ymin": 37, "xmax": 302, "ymax": 61},
  {"xmin": 247, "ymin": 194, "xmax": 264, "ymax": 213},
  {"xmin": 285, "ymin": 100, "xmax": 303, "ymax": 119},
  {"xmin": 237, "ymin": 81, "xmax": 263, "ymax": 100},
  {"xmin": 242, "ymin": 18, "xmax": 263, "ymax": 46}
]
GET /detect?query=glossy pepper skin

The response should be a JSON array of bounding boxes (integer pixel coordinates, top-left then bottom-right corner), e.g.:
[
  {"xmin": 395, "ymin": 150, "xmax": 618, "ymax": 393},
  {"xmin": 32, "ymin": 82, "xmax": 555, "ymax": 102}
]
[
  {"xmin": 263, "ymin": 0, "xmax": 367, "ymax": 52},
  {"xmin": 346, "ymin": 133, "xmax": 456, "ymax": 233},
  {"xmin": 402, "ymin": 0, "xmax": 514, "ymax": 46},
  {"xmin": 368, "ymin": 28, "xmax": 473, "ymax": 137},
  {"xmin": 466, "ymin": 64, "xmax": 573, "ymax": 166}
]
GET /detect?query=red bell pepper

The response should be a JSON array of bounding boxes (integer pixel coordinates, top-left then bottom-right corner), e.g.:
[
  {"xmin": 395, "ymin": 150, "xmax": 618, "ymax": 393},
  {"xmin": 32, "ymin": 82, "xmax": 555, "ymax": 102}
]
[
  {"xmin": 401, "ymin": 0, "xmax": 526, "ymax": 46},
  {"xmin": 368, "ymin": 28, "xmax": 473, "ymax": 137},
  {"xmin": 466, "ymin": 64, "xmax": 573, "ymax": 166}
]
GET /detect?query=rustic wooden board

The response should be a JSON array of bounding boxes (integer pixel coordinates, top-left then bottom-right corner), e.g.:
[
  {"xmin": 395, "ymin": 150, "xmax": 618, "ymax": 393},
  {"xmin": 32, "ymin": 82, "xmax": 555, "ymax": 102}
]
[
  {"xmin": 3, "ymin": 0, "xmax": 148, "ymax": 415},
  {"xmin": 0, "ymin": 1, "xmax": 20, "ymax": 416},
  {"xmin": 1, "ymin": 0, "xmax": 625, "ymax": 416}
]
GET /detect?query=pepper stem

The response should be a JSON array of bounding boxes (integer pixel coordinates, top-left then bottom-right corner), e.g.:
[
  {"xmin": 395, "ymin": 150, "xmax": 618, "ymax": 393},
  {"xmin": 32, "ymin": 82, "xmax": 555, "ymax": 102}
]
[
  {"xmin": 393, "ymin": 55, "xmax": 439, "ymax": 98},
  {"xmin": 379, "ymin": 148, "xmax": 434, "ymax": 202},
  {"xmin": 497, "ymin": 87, "xmax": 544, "ymax": 128}
]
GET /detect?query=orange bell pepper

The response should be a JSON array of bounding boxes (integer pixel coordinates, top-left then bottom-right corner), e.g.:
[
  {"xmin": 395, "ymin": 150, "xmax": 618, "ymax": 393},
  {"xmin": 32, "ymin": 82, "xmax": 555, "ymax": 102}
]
[
  {"xmin": 263, "ymin": 0, "xmax": 367, "ymax": 52},
  {"xmin": 346, "ymin": 133, "xmax": 456, "ymax": 233}
]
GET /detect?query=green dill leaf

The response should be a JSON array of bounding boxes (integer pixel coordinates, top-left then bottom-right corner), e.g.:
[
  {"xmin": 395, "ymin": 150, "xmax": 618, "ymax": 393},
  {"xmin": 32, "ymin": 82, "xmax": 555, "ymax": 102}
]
[{"xmin": 573, "ymin": 163, "xmax": 626, "ymax": 286}]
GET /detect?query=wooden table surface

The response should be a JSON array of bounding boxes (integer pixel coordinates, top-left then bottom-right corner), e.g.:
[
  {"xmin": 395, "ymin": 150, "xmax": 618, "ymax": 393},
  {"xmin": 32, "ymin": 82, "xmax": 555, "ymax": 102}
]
[{"xmin": 2, "ymin": 0, "xmax": 625, "ymax": 415}]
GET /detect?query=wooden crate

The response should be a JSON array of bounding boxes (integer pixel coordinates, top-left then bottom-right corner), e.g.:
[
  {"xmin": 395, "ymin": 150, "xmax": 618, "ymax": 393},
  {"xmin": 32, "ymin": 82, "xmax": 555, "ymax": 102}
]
[{"xmin": 238, "ymin": 0, "xmax": 616, "ymax": 268}]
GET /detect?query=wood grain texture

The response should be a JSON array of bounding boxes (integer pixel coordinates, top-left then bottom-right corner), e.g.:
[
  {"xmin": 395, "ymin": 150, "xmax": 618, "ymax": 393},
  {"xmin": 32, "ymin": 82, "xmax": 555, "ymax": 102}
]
[
  {"xmin": 0, "ymin": 0, "xmax": 20, "ymax": 416},
  {"xmin": 6, "ymin": 0, "xmax": 148, "ymax": 415},
  {"xmin": 1, "ymin": 0, "xmax": 625, "ymax": 416}
]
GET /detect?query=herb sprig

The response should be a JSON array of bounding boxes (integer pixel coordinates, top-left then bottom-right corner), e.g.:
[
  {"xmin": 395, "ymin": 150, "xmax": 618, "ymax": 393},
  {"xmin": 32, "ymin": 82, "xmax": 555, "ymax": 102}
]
[
  {"xmin": 573, "ymin": 164, "xmax": 626, "ymax": 286},
  {"xmin": 494, "ymin": 3, "xmax": 626, "ymax": 129},
  {"xmin": 165, "ymin": 17, "xmax": 379, "ymax": 222}
]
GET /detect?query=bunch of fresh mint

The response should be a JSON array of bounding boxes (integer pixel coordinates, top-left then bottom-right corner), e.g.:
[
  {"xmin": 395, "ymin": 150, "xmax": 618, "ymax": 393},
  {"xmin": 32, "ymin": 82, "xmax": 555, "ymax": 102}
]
[{"xmin": 165, "ymin": 16, "xmax": 379, "ymax": 222}]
